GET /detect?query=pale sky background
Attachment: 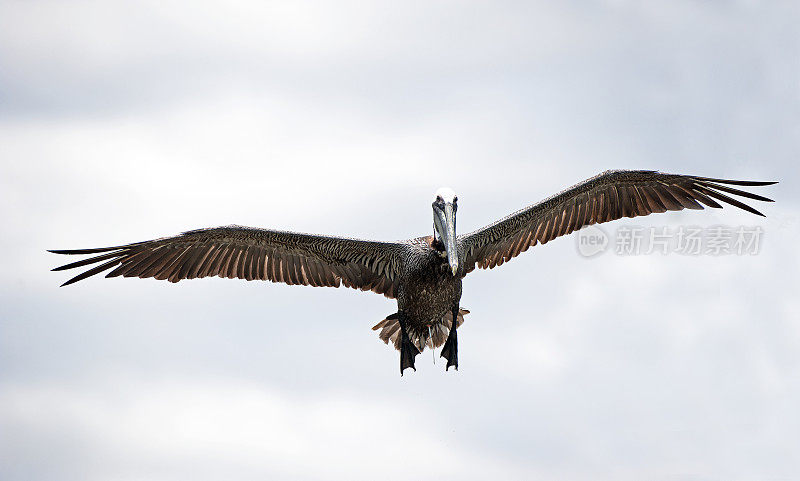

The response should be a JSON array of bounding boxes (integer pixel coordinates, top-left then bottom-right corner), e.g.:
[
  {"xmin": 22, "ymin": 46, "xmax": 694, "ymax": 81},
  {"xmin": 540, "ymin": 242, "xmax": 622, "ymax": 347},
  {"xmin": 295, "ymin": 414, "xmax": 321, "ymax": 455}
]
[{"xmin": 1, "ymin": 1, "xmax": 799, "ymax": 480}]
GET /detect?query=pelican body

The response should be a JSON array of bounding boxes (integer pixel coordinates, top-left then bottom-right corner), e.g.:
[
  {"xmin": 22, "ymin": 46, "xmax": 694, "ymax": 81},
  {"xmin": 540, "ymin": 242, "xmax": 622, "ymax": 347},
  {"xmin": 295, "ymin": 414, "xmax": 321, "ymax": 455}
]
[{"xmin": 50, "ymin": 170, "xmax": 776, "ymax": 374}]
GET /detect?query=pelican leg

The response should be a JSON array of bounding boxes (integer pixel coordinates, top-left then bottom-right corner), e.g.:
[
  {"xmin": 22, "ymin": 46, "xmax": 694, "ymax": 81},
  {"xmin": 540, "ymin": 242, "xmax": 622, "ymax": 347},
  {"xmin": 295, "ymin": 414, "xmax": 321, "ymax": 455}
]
[
  {"xmin": 398, "ymin": 312, "xmax": 419, "ymax": 375},
  {"xmin": 440, "ymin": 304, "xmax": 459, "ymax": 371}
]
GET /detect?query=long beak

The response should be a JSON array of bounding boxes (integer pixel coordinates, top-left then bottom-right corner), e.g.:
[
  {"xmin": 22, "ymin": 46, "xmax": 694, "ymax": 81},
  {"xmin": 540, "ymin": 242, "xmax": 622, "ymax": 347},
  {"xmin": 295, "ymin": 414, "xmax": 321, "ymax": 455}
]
[{"xmin": 435, "ymin": 203, "xmax": 459, "ymax": 276}]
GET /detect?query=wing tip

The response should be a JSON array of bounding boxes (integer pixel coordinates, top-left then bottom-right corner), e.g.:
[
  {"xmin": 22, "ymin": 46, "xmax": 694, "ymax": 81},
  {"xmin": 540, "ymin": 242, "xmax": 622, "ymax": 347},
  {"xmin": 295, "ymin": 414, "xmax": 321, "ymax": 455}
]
[
  {"xmin": 692, "ymin": 176, "xmax": 779, "ymax": 187},
  {"xmin": 48, "ymin": 247, "xmax": 122, "ymax": 255}
]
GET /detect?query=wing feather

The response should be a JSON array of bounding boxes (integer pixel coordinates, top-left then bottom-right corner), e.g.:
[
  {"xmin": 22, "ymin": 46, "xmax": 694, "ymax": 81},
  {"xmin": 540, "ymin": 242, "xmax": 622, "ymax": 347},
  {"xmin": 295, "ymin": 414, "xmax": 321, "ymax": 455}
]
[
  {"xmin": 460, "ymin": 170, "xmax": 776, "ymax": 274},
  {"xmin": 50, "ymin": 225, "xmax": 407, "ymax": 298}
]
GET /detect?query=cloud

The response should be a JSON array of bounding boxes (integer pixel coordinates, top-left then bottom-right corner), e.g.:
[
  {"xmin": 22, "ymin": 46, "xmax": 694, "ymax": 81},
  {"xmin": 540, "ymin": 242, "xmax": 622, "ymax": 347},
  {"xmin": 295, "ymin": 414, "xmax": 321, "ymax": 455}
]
[
  {"xmin": 1, "ymin": 1, "xmax": 798, "ymax": 480},
  {"xmin": 0, "ymin": 379, "xmax": 530, "ymax": 481}
]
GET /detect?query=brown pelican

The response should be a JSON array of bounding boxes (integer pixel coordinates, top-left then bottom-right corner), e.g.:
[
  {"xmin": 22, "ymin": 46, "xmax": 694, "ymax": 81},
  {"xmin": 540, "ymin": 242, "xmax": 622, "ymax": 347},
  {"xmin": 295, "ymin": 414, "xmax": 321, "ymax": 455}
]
[{"xmin": 50, "ymin": 170, "xmax": 776, "ymax": 374}]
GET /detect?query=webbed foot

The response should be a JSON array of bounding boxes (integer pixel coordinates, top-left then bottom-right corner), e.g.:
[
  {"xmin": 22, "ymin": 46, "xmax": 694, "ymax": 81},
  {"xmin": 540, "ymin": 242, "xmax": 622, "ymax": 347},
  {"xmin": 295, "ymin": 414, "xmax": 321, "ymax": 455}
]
[
  {"xmin": 440, "ymin": 327, "xmax": 458, "ymax": 371},
  {"xmin": 400, "ymin": 329, "xmax": 420, "ymax": 375}
]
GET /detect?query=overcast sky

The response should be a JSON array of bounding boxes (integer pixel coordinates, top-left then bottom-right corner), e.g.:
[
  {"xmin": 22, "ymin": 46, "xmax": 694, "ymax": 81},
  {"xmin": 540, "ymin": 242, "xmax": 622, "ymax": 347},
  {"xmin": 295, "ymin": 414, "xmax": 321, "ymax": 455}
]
[{"xmin": 1, "ymin": 1, "xmax": 798, "ymax": 480}]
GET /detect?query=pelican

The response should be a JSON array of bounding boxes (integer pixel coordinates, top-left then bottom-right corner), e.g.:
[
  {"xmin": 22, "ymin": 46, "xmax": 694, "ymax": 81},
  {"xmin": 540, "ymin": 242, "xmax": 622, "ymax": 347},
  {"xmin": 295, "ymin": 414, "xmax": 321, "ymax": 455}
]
[{"xmin": 50, "ymin": 170, "xmax": 776, "ymax": 374}]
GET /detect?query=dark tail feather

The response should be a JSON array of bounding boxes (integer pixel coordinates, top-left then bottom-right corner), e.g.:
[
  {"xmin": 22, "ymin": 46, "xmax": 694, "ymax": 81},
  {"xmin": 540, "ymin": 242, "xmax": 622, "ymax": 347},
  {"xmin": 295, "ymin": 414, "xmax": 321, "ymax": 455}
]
[{"xmin": 372, "ymin": 309, "xmax": 469, "ymax": 351}]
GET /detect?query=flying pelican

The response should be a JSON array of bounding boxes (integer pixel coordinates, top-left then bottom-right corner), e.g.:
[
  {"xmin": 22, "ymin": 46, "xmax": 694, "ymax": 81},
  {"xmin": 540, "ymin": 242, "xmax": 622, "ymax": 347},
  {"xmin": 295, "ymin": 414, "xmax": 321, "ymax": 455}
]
[{"xmin": 50, "ymin": 170, "xmax": 776, "ymax": 374}]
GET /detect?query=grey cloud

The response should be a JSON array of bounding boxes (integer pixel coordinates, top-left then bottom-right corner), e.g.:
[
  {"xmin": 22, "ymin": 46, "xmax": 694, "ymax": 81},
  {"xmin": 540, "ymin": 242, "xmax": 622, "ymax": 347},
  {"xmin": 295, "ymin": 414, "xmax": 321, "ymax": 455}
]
[{"xmin": 1, "ymin": 1, "xmax": 798, "ymax": 480}]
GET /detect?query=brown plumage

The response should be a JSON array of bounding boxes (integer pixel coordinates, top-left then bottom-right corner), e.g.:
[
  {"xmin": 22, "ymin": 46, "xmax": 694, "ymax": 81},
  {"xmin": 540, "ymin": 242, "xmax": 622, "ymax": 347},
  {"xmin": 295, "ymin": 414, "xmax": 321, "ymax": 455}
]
[
  {"xmin": 51, "ymin": 227, "xmax": 404, "ymax": 296},
  {"xmin": 372, "ymin": 308, "xmax": 469, "ymax": 352},
  {"xmin": 459, "ymin": 171, "xmax": 775, "ymax": 272},
  {"xmin": 50, "ymin": 170, "xmax": 776, "ymax": 374}
]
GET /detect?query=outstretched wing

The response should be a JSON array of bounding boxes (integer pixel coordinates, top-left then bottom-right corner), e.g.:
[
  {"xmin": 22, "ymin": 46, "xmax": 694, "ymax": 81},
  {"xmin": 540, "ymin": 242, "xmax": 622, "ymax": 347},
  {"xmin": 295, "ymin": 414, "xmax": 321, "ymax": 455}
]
[
  {"xmin": 459, "ymin": 170, "xmax": 776, "ymax": 273},
  {"xmin": 50, "ymin": 225, "xmax": 407, "ymax": 298}
]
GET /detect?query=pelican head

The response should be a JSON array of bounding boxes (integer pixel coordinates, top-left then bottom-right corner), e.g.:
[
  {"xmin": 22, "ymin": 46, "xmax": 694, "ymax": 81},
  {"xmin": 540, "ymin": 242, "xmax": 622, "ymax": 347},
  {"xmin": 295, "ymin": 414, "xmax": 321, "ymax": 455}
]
[{"xmin": 432, "ymin": 187, "xmax": 459, "ymax": 276}]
